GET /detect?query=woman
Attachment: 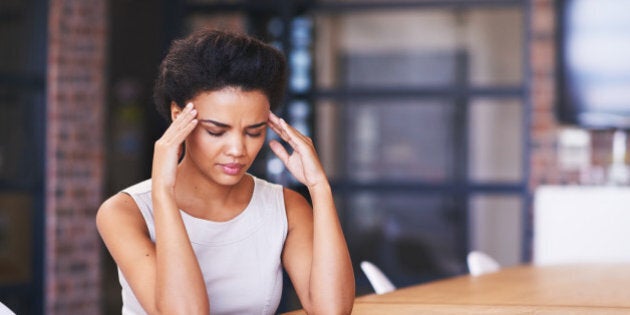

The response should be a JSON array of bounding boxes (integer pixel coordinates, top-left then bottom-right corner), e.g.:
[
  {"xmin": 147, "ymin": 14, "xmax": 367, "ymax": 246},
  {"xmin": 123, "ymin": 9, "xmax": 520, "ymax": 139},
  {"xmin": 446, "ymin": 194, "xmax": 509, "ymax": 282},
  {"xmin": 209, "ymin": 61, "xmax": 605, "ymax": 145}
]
[{"xmin": 96, "ymin": 29, "xmax": 355, "ymax": 314}]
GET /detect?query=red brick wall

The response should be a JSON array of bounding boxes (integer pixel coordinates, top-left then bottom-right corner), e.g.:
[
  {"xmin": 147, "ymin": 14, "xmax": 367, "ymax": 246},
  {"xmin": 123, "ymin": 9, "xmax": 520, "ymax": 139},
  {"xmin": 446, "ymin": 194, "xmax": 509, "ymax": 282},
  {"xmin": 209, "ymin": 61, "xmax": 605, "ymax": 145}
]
[
  {"xmin": 46, "ymin": 0, "xmax": 108, "ymax": 314},
  {"xmin": 530, "ymin": 0, "xmax": 561, "ymax": 188},
  {"xmin": 529, "ymin": 0, "xmax": 618, "ymax": 189}
]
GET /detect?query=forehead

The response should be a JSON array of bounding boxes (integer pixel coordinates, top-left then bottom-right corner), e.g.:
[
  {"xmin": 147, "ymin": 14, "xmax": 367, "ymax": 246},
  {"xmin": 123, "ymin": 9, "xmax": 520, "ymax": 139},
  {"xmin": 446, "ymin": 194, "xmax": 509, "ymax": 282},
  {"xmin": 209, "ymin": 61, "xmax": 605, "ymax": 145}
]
[{"xmin": 192, "ymin": 88, "xmax": 270, "ymax": 118}]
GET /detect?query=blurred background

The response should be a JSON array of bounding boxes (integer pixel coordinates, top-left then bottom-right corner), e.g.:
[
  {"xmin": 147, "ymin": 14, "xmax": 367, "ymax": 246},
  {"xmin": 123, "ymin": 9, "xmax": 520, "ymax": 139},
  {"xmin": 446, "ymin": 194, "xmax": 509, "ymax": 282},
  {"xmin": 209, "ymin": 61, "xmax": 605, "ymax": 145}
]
[{"xmin": 2, "ymin": 0, "xmax": 630, "ymax": 314}]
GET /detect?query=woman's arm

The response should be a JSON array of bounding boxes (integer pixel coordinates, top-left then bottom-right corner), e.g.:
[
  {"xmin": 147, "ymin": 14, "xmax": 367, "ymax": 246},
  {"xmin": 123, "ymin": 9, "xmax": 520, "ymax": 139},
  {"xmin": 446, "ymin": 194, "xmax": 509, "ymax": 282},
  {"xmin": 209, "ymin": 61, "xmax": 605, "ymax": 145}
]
[
  {"xmin": 97, "ymin": 193, "xmax": 161, "ymax": 313},
  {"xmin": 268, "ymin": 112, "xmax": 355, "ymax": 314},
  {"xmin": 97, "ymin": 103, "xmax": 208, "ymax": 315}
]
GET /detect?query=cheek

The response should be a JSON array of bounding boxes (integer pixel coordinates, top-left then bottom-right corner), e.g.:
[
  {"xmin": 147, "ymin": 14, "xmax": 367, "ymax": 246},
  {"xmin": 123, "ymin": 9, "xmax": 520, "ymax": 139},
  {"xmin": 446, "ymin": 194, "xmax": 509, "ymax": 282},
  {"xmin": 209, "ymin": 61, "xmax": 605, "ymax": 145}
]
[
  {"xmin": 186, "ymin": 129, "xmax": 204, "ymax": 145},
  {"xmin": 248, "ymin": 137, "xmax": 266, "ymax": 153},
  {"xmin": 187, "ymin": 130, "xmax": 217, "ymax": 153}
]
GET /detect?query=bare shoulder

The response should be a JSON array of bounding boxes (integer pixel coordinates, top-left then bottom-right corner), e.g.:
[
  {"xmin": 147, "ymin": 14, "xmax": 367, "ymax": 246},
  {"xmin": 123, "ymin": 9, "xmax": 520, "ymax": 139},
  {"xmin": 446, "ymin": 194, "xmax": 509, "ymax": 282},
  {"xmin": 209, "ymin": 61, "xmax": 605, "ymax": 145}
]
[
  {"xmin": 96, "ymin": 192, "xmax": 147, "ymax": 236},
  {"xmin": 282, "ymin": 188, "xmax": 313, "ymax": 232},
  {"xmin": 97, "ymin": 192, "xmax": 155, "ymax": 287}
]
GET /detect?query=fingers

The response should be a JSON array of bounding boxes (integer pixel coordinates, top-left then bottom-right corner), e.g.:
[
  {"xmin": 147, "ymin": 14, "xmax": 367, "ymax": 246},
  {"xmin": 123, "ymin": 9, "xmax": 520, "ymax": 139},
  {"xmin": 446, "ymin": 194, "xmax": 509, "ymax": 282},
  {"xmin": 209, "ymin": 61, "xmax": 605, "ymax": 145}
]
[
  {"xmin": 268, "ymin": 112, "xmax": 309, "ymax": 151},
  {"xmin": 173, "ymin": 103, "xmax": 197, "ymax": 128},
  {"xmin": 165, "ymin": 103, "xmax": 198, "ymax": 144},
  {"xmin": 267, "ymin": 112, "xmax": 286, "ymax": 139},
  {"xmin": 268, "ymin": 113, "xmax": 327, "ymax": 187},
  {"xmin": 268, "ymin": 140, "xmax": 290, "ymax": 164}
]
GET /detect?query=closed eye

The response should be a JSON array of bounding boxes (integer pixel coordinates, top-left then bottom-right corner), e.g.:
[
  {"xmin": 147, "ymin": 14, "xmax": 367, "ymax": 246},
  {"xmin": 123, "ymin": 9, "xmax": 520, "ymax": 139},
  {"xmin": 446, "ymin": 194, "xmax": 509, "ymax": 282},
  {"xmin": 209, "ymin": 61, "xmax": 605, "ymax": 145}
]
[
  {"xmin": 246, "ymin": 125, "xmax": 266, "ymax": 138},
  {"xmin": 206, "ymin": 130, "xmax": 225, "ymax": 137},
  {"xmin": 246, "ymin": 131, "xmax": 263, "ymax": 138}
]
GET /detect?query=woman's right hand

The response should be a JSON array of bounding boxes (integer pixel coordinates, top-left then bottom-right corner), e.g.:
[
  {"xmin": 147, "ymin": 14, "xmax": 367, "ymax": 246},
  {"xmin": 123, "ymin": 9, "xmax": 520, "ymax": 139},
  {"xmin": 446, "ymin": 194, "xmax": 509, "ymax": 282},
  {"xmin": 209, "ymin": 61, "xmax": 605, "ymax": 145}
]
[
  {"xmin": 151, "ymin": 102, "xmax": 198, "ymax": 191},
  {"xmin": 148, "ymin": 102, "xmax": 209, "ymax": 314}
]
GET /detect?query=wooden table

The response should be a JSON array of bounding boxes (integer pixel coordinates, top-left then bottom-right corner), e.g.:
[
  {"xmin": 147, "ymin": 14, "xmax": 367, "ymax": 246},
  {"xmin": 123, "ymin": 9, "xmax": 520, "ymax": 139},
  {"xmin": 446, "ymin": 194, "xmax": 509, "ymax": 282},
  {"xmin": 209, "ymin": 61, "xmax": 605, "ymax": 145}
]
[{"xmin": 283, "ymin": 264, "xmax": 630, "ymax": 314}]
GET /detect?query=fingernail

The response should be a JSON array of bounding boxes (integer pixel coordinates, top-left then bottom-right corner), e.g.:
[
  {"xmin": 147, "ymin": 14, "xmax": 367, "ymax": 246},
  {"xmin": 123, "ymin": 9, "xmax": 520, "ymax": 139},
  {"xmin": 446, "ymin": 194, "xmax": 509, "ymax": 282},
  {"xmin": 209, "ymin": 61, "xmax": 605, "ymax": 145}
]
[{"xmin": 186, "ymin": 102, "xmax": 193, "ymax": 108}]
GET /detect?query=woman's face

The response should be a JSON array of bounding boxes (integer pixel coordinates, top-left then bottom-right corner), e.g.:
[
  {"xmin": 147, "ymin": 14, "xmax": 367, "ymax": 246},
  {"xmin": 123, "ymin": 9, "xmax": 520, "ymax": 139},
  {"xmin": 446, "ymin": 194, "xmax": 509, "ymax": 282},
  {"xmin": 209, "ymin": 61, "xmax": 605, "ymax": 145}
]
[{"xmin": 177, "ymin": 88, "xmax": 270, "ymax": 186}]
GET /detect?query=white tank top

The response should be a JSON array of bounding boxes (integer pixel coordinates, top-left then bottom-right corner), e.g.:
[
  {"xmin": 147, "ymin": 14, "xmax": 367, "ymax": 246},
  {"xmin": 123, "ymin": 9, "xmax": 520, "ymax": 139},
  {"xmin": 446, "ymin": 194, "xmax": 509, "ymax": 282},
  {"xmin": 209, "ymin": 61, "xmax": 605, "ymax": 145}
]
[{"xmin": 118, "ymin": 175, "xmax": 288, "ymax": 315}]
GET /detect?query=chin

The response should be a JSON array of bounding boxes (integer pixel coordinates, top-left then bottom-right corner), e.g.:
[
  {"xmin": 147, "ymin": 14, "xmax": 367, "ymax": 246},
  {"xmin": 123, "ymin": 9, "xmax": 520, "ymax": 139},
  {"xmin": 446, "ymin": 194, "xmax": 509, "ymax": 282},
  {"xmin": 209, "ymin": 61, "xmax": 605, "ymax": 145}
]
[{"xmin": 213, "ymin": 172, "xmax": 247, "ymax": 186}]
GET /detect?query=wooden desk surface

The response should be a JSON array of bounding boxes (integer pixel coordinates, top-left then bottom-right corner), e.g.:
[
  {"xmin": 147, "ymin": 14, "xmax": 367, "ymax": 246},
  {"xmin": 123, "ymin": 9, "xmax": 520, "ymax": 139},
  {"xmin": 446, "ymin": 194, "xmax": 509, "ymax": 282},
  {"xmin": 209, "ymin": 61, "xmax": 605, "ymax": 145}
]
[{"xmin": 283, "ymin": 264, "xmax": 630, "ymax": 314}]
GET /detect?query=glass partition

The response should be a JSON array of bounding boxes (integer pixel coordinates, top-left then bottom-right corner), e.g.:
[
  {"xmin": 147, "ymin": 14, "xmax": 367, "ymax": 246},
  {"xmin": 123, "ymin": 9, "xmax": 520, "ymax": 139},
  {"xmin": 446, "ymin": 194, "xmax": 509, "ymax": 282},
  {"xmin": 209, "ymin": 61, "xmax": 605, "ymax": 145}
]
[
  {"xmin": 313, "ymin": 7, "xmax": 523, "ymax": 89},
  {"xmin": 468, "ymin": 98, "xmax": 524, "ymax": 182},
  {"xmin": 468, "ymin": 194, "xmax": 523, "ymax": 266}
]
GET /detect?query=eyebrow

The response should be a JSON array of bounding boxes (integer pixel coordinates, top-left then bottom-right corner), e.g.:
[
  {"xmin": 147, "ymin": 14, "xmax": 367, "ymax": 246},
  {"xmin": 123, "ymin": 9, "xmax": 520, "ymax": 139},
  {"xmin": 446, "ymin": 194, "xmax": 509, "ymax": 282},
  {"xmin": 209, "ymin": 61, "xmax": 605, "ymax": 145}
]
[{"xmin": 199, "ymin": 119, "xmax": 267, "ymax": 129}]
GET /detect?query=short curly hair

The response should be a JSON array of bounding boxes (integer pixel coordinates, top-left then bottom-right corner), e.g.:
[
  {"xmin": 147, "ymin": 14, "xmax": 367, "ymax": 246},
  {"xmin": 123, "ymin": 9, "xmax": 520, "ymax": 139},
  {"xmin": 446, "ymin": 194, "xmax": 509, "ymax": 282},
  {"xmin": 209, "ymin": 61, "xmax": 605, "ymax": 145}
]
[{"xmin": 153, "ymin": 29, "xmax": 287, "ymax": 121}]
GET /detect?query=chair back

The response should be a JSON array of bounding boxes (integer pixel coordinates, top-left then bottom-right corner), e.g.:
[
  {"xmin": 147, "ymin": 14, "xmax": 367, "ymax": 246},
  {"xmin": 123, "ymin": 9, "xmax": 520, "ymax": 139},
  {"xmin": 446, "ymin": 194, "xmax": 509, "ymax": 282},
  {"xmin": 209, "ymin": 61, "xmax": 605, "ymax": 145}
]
[
  {"xmin": 360, "ymin": 261, "xmax": 396, "ymax": 294},
  {"xmin": 0, "ymin": 302, "xmax": 15, "ymax": 315},
  {"xmin": 467, "ymin": 251, "xmax": 500, "ymax": 276}
]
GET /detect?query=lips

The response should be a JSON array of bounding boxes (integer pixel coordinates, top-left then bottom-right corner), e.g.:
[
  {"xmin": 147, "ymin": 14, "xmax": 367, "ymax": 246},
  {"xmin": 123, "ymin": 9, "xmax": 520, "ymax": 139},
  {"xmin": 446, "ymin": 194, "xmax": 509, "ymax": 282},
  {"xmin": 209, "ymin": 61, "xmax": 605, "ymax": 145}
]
[{"xmin": 219, "ymin": 163, "xmax": 245, "ymax": 175}]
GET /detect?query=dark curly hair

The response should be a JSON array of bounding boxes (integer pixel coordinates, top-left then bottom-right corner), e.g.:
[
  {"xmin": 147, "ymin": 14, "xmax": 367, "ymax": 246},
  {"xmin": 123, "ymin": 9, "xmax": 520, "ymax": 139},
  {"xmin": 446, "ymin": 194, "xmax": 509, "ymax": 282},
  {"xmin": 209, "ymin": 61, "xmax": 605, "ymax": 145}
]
[{"xmin": 153, "ymin": 29, "xmax": 287, "ymax": 121}]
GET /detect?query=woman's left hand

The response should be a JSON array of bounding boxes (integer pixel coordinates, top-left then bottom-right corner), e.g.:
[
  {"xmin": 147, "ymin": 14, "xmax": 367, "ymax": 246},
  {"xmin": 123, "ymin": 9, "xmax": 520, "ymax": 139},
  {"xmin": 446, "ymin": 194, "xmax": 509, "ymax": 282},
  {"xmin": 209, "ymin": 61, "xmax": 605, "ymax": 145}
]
[{"xmin": 268, "ymin": 112, "xmax": 328, "ymax": 189}]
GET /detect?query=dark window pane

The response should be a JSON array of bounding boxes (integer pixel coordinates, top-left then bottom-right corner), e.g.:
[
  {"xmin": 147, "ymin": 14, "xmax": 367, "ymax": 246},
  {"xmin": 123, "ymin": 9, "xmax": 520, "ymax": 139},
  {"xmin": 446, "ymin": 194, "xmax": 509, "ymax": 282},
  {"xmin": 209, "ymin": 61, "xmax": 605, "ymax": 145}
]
[
  {"xmin": 344, "ymin": 100, "xmax": 456, "ymax": 181},
  {"xmin": 342, "ymin": 191, "xmax": 465, "ymax": 292}
]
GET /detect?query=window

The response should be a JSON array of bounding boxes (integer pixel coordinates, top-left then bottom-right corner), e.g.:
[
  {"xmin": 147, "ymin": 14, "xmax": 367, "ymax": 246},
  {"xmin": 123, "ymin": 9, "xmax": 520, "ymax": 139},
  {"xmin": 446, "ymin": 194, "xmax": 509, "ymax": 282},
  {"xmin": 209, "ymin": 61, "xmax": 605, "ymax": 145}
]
[
  {"xmin": 175, "ymin": 0, "xmax": 529, "ymax": 306},
  {"xmin": 0, "ymin": 0, "xmax": 46, "ymax": 313}
]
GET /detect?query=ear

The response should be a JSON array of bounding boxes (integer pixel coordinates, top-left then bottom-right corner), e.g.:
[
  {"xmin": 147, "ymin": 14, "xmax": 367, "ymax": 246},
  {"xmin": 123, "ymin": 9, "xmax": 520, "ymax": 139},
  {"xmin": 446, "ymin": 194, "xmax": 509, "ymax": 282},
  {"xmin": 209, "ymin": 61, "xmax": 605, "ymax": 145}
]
[{"xmin": 170, "ymin": 102, "xmax": 182, "ymax": 122}]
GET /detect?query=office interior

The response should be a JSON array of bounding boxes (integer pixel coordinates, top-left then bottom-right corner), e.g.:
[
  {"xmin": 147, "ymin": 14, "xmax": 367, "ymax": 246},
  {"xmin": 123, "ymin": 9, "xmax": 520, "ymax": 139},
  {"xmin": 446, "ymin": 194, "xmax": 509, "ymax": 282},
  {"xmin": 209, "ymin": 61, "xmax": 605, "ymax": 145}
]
[{"xmin": 1, "ymin": 0, "xmax": 629, "ymax": 314}]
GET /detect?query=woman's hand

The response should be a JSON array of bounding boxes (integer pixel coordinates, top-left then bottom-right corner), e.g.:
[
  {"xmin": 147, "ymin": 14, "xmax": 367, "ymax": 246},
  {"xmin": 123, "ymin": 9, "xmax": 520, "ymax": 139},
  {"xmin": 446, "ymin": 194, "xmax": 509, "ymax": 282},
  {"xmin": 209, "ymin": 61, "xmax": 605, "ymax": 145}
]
[
  {"xmin": 268, "ymin": 112, "xmax": 327, "ymax": 189},
  {"xmin": 270, "ymin": 111, "xmax": 356, "ymax": 313},
  {"xmin": 152, "ymin": 103, "xmax": 198, "ymax": 190},
  {"xmin": 149, "ymin": 102, "xmax": 209, "ymax": 314}
]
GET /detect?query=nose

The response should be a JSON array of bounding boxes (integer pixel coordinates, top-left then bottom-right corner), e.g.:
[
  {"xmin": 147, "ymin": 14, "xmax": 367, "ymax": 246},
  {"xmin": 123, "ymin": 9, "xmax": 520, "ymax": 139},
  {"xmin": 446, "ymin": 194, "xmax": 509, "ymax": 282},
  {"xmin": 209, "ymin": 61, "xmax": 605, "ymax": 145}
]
[{"xmin": 225, "ymin": 133, "xmax": 246, "ymax": 157}]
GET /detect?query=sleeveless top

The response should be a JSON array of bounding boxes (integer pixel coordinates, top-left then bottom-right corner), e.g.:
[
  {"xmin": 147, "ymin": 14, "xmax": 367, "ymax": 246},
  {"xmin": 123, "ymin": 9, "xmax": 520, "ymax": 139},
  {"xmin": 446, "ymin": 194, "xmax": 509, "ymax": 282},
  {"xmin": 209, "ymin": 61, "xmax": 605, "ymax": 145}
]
[{"xmin": 118, "ymin": 175, "xmax": 288, "ymax": 315}]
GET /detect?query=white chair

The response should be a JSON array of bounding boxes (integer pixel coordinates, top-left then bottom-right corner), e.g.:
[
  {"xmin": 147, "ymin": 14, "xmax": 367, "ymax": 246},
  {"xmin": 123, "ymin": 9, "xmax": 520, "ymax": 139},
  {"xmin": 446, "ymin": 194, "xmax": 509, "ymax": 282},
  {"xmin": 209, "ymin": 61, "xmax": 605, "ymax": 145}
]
[
  {"xmin": 0, "ymin": 302, "xmax": 15, "ymax": 315},
  {"xmin": 467, "ymin": 251, "xmax": 500, "ymax": 276},
  {"xmin": 360, "ymin": 261, "xmax": 396, "ymax": 294}
]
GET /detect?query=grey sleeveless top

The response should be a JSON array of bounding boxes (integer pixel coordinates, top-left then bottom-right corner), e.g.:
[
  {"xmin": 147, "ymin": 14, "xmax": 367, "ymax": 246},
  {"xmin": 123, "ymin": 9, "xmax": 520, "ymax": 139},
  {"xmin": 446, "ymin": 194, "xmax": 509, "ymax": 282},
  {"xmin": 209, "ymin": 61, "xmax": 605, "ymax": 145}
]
[{"xmin": 118, "ymin": 175, "xmax": 288, "ymax": 315}]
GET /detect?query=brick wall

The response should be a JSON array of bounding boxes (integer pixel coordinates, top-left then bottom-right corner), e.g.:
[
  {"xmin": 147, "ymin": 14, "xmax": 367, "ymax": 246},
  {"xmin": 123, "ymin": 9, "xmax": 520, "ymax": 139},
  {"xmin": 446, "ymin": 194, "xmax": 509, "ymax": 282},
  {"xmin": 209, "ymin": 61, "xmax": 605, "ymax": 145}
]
[
  {"xmin": 46, "ymin": 0, "xmax": 108, "ymax": 314},
  {"xmin": 530, "ymin": 0, "xmax": 561, "ymax": 188},
  {"xmin": 529, "ymin": 0, "xmax": 620, "ymax": 189}
]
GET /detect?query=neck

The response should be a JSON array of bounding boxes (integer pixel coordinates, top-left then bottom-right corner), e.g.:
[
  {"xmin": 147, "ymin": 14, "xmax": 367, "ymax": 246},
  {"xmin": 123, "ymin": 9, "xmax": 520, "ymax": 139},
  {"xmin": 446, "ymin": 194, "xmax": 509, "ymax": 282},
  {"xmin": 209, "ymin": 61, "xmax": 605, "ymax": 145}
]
[{"xmin": 171, "ymin": 158, "xmax": 253, "ymax": 220}]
